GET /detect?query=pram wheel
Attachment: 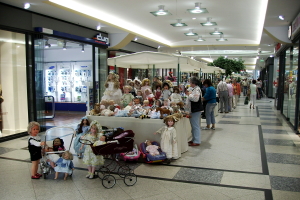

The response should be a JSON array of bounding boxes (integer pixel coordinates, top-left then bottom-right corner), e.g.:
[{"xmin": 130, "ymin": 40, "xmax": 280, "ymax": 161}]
[
  {"xmin": 102, "ymin": 175, "xmax": 116, "ymax": 189},
  {"xmin": 118, "ymin": 165, "xmax": 131, "ymax": 178},
  {"xmin": 97, "ymin": 166, "xmax": 110, "ymax": 180},
  {"xmin": 124, "ymin": 173, "xmax": 137, "ymax": 186}
]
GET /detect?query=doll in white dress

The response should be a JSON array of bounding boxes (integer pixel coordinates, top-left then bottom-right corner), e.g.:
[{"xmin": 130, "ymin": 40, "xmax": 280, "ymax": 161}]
[
  {"xmin": 154, "ymin": 115, "xmax": 178, "ymax": 163},
  {"xmin": 101, "ymin": 72, "xmax": 122, "ymax": 104}
]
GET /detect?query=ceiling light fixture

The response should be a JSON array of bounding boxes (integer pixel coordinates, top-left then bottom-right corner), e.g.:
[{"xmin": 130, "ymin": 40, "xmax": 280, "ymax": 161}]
[
  {"xmin": 171, "ymin": 19, "xmax": 187, "ymax": 27},
  {"xmin": 158, "ymin": 45, "xmax": 161, "ymax": 49},
  {"xmin": 201, "ymin": 17, "xmax": 217, "ymax": 26},
  {"xmin": 194, "ymin": 36, "xmax": 205, "ymax": 41},
  {"xmin": 63, "ymin": 41, "xmax": 67, "ymax": 50},
  {"xmin": 216, "ymin": 35, "xmax": 227, "ymax": 41},
  {"xmin": 45, "ymin": 39, "xmax": 51, "ymax": 48},
  {"xmin": 278, "ymin": 15, "xmax": 285, "ymax": 20},
  {"xmin": 134, "ymin": 37, "xmax": 138, "ymax": 41},
  {"xmin": 187, "ymin": 3, "xmax": 208, "ymax": 14},
  {"xmin": 192, "ymin": 18, "xmax": 196, "ymax": 20},
  {"xmin": 24, "ymin": 3, "xmax": 30, "ymax": 9},
  {"xmin": 210, "ymin": 28, "xmax": 223, "ymax": 35},
  {"xmin": 150, "ymin": 5, "xmax": 172, "ymax": 16},
  {"xmin": 185, "ymin": 29, "xmax": 198, "ymax": 36},
  {"xmin": 96, "ymin": 25, "xmax": 101, "ymax": 30}
]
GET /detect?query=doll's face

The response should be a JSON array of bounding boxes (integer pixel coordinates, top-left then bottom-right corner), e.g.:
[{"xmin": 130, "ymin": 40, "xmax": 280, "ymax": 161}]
[
  {"xmin": 145, "ymin": 90, "xmax": 150, "ymax": 95},
  {"xmin": 145, "ymin": 81, "xmax": 149, "ymax": 86},
  {"xmin": 31, "ymin": 125, "xmax": 39, "ymax": 136},
  {"xmin": 91, "ymin": 126, "xmax": 97, "ymax": 134},
  {"xmin": 164, "ymin": 85, "xmax": 169, "ymax": 90},
  {"xmin": 100, "ymin": 136, "xmax": 106, "ymax": 141},
  {"xmin": 108, "ymin": 73, "xmax": 113, "ymax": 80},
  {"xmin": 155, "ymin": 101, "xmax": 161, "ymax": 106},
  {"xmin": 137, "ymin": 91, "xmax": 142, "ymax": 96},
  {"xmin": 143, "ymin": 101, "xmax": 149, "ymax": 106},
  {"xmin": 53, "ymin": 138, "xmax": 61, "ymax": 146},
  {"xmin": 124, "ymin": 88, "xmax": 130, "ymax": 94},
  {"xmin": 83, "ymin": 119, "xmax": 88, "ymax": 124},
  {"xmin": 156, "ymin": 86, "xmax": 161, "ymax": 91},
  {"xmin": 109, "ymin": 100, "xmax": 115, "ymax": 105},
  {"xmin": 163, "ymin": 101, "xmax": 169, "ymax": 106},
  {"xmin": 133, "ymin": 98, "xmax": 141, "ymax": 105},
  {"xmin": 153, "ymin": 77, "xmax": 158, "ymax": 82},
  {"xmin": 167, "ymin": 120, "xmax": 174, "ymax": 127},
  {"xmin": 63, "ymin": 153, "xmax": 70, "ymax": 160},
  {"xmin": 146, "ymin": 141, "xmax": 152, "ymax": 146}
]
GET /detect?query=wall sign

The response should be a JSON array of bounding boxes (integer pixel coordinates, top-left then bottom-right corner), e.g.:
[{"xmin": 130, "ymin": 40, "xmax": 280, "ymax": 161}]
[{"xmin": 93, "ymin": 33, "xmax": 110, "ymax": 45}]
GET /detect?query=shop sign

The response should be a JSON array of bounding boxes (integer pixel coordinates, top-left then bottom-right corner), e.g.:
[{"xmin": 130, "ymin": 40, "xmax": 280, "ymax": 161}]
[
  {"xmin": 93, "ymin": 34, "xmax": 110, "ymax": 45},
  {"xmin": 291, "ymin": 12, "xmax": 300, "ymax": 40}
]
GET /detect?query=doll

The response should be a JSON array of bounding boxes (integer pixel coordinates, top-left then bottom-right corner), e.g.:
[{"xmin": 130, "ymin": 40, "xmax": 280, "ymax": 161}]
[
  {"xmin": 52, "ymin": 137, "xmax": 65, "ymax": 152},
  {"xmin": 101, "ymin": 72, "xmax": 122, "ymax": 104},
  {"xmin": 160, "ymin": 82, "xmax": 172, "ymax": 101},
  {"xmin": 54, "ymin": 151, "xmax": 74, "ymax": 180},
  {"xmin": 128, "ymin": 81, "xmax": 137, "ymax": 96},
  {"xmin": 73, "ymin": 117, "xmax": 90, "ymax": 159},
  {"xmin": 154, "ymin": 115, "xmax": 178, "ymax": 163},
  {"xmin": 120, "ymin": 85, "xmax": 134, "ymax": 108},
  {"xmin": 28, "ymin": 121, "xmax": 46, "ymax": 179},
  {"xmin": 170, "ymin": 87, "xmax": 182, "ymax": 103},
  {"xmin": 136, "ymin": 90, "xmax": 144, "ymax": 102},
  {"xmin": 167, "ymin": 71, "xmax": 175, "ymax": 82},
  {"xmin": 141, "ymin": 78, "xmax": 151, "ymax": 100},
  {"xmin": 154, "ymin": 85, "xmax": 162, "ymax": 101},
  {"xmin": 93, "ymin": 135, "xmax": 106, "ymax": 146},
  {"xmin": 161, "ymin": 99, "xmax": 173, "ymax": 113},
  {"xmin": 151, "ymin": 76, "xmax": 162, "ymax": 92},
  {"xmin": 80, "ymin": 120, "xmax": 104, "ymax": 178},
  {"xmin": 134, "ymin": 79, "xmax": 142, "ymax": 91},
  {"xmin": 144, "ymin": 88, "xmax": 155, "ymax": 106},
  {"xmin": 145, "ymin": 140, "xmax": 160, "ymax": 156}
]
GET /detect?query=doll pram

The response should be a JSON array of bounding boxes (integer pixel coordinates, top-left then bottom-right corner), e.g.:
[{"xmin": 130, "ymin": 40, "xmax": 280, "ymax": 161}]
[
  {"xmin": 80, "ymin": 129, "xmax": 137, "ymax": 189},
  {"xmin": 120, "ymin": 144, "xmax": 141, "ymax": 162},
  {"xmin": 140, "ymin": 141, "xmax": 167, "ymax": 163},
  {"xmin": 40, "ymin": 127, "xmax": 76, "ymax": 179}
]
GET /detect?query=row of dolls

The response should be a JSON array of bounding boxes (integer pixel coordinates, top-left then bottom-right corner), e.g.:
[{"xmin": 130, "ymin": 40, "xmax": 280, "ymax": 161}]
[
  {"xmin": 101, "ymin": 72, "xmax": 185, "ymax": 107},
  {"xmin": 91, "ymin": 96, "xmax": 186, "ymax": 119}
]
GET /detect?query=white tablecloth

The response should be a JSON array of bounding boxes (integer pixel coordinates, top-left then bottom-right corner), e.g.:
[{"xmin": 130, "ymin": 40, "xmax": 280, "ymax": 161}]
[{"xmin": 87, "ymin": 116, "xmax": 192, "ymax": 158}]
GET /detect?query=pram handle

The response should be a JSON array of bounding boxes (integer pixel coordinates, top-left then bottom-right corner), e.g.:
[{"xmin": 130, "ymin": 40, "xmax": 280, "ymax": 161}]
[{"xmin": 79, "ymin": 138, "xmax": 93, "ymax": 145}]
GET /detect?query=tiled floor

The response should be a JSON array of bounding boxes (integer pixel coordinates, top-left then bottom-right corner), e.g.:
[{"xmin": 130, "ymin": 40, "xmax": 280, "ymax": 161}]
[{"xmin": 0, "ymin": 97, "xmax": 300, "ymax": 200}]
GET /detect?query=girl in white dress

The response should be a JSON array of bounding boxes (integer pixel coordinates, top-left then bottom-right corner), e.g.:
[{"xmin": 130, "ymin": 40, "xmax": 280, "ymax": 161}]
[
  {"xmin": 101, "ymin": 72, "xmax": 122, "ymax": 104},
  {"xmin": 80, "ymin": 120, "xmax": 104, "ymax": 179},
  {"xmin": 154, "ymin": 115, "xmax": 178, "ymax": 163}
]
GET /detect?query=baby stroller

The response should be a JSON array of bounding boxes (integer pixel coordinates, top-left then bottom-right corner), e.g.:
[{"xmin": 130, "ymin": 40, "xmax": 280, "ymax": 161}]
[
  {"xmin": 80, "ymin": 129, "xmax": 137, "ymax": 189},
  {"xmin": 40, "ymin": 127, "xmax": 76, "ymax": 179},
  {"xmin": 140, "ymin": 141, "xmax": 167, "ymax": 163},
  {"xmin": 120, "ymin": 144, "xmax": 141, "ymax": 162}
]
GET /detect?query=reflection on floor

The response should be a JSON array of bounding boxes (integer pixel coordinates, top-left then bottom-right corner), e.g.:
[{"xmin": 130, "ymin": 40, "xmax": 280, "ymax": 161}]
[
  {"xmin": 1, "ymin": 97, "xmax": 300, "ymax": 200},
  {"xmin": 46, "ymin": 111, "xmax": 86, "ymax": 127}
]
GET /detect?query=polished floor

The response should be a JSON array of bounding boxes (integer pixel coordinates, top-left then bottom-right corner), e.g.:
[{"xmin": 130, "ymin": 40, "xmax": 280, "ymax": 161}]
[{"xmin": 0, "ymin": 97, "xmax": 300, "ymax": 200}]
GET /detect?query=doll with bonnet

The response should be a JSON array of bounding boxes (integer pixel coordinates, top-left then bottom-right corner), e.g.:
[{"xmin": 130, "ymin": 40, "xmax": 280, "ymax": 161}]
[
  {"xmin": 134, "ymin": 78, "xmax": 142, "ymax": 91},
  {"xmin": 101, "ymin": 72, "xmax": 122, "ymax": 104},
  {"xmin": 141, "ymin": 78, "xmax": 151, "ymax": 100}
]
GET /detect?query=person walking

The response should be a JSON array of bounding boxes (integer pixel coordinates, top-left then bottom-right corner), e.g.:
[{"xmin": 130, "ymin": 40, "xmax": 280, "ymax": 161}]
[
  {"xmin": 249, "ymin": 80, "xmax": 259, "ymax": 109},
  {"xmin": 226, "ymin": 80, "xmax": 233, "ymax": 112},
  {"xmin": 256, "ymin": 78, "xmax": 263, "ymax": 99},
  {"xmin": 242, "ymin": 79, "xmax": 248, "ymax": 96},
  {"xmin": 202, "ymin": 79, "xmax": 217, "ymax": 130},
  {"xmin": 232, "ymin": 79, "xmax": 241, "ymax": 108},
  {"xmin": 185, "ymin": 77, "xmax": 203, "ymax": 146},
  {"xmin": 217, "ymin": 79, "xmax": 229, "ymax": 113}
]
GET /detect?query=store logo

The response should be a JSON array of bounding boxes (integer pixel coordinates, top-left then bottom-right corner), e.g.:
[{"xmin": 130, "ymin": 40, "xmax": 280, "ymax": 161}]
[
  {"xmin": 49, "ymin": 66, "xmax": 55, "ymax": 69},
  {"xmin": 94, "ymin": 34, "xmax": 109, "ymax": 45}
]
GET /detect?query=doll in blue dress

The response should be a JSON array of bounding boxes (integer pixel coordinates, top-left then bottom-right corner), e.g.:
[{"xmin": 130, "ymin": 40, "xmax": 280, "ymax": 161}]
[
  {"xmin": 54, "ymin": 151, "xmax": 74, "ymax": 180},
  {"xmin": 73, "ymin": 117, "xmax": 90, "ymax": 158}
]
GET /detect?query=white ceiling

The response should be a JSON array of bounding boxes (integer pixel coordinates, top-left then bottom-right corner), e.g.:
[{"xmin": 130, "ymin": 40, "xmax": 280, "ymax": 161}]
[{"xmin": 1, "ymin": 0, "xmax": 299, "ymax": 70}]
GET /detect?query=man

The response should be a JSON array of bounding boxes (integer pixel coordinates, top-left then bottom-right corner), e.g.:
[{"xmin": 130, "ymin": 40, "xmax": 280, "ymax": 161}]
[
  {"xmin": 217, "ymin": 79, "xmax": 229, "ymax": 113},
  {"xmin": 256, "ymin": 78, "xmax": 262, "ymax": 99},
  {"xmin": 242, "ymin": 79, "xmax": 248, "ymax": 96}
]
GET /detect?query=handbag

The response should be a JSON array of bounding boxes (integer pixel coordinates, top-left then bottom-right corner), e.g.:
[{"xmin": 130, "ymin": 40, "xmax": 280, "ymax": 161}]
[{"xmin": 244, "ymin": 96, "xmax": 249, "ymax": 105}]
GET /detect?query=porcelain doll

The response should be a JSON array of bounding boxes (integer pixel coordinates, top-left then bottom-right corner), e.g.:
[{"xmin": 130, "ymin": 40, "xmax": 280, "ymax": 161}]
[
  {"xmin": 144, "ymin": 88, "xmax": 155, "ymax": 106},
  {"xmin": 101, "ymin": 72, "xmax": 122, "ymax": 104},
  {"xmin": 170, "ymin": 87, "xmax": 182, "ymax": 103},
  {"xmin": 128, "ymin": 81, "xmax": 137, "ymax": 96},
  {"xmin": 141, "ymin": 78, "xmax": 151, "ymax": 100},
  {"xmin": 134, "ymin": 79, "xmax": 142, "ymax": 91},
  {"xmin": 120, "ymin": 85, "xmax": 134, "ymax": 108},
  {"xmin": 54, "ymin": 151, "xmax": 74, "ymax": 180},
  {"xmin": 160, "ymin": 82, "xmax": 172, "ymax": 101}
]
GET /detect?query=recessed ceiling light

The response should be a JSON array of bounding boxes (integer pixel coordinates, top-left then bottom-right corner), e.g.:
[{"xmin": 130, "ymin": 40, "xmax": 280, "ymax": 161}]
[
  {"xmin": 270, "ymin": 55, "xmax": 273, "ymax": 57},
  {"xmin": 200, "ymin": 17, "xmax": 217, "ymax": 26},
  {"xmin": 96, "ymin": 25, "xmax": 101, "ymax": 30},
  {"xmin": 185, "ymin": 29, "xmax": 198, "ymax": 36},
  {"xmin": 187, "ymin": 3, "xmax": 208, "ymax": 14},
  {"xmin": 278, "ymin": 15, "xmax": 284, "ymax": 20},
  {"xmin": 216, "ymin": 35, "xmax": 227, "ymax": 41},
  {"xmin": 192, "ymin": 18, "xmax": 196, "ymax": 20},
  {"xmin": 24, "ymin": 3, "xmax": 30, "ymax": 9},
  {"xmin": 170, "ymin": 19, "xmax": 187, "ymax": 27},
  {"xmin": 134, "ymin": 37, "xmax": 138, "ymax": 41},
  {"xmin": 150, "ymin": 5, "xmax": 172, "ymax": 16}
]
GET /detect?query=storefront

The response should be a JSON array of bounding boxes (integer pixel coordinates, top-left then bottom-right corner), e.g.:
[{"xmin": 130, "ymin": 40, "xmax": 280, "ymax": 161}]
[{"xmin": 0, "ymin": 3, "xmax": 109, "ymax": 138}]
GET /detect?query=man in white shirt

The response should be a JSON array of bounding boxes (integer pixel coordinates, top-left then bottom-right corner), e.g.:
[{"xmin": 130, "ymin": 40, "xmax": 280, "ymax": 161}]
[{"xmin": 217, "ymin": 79, "xmax": 229, "ymax": 113}]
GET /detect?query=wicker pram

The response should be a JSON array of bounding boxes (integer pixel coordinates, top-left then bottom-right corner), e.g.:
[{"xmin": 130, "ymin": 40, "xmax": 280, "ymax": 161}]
[{"xmin": 80, "ymin": 128, "xmax": 137, "ymax": 189}]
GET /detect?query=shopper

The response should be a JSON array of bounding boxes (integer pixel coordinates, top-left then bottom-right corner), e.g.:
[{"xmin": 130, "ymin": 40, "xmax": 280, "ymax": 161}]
[
  {"xmin": 202, "ymin": 79, "xmax": 217, "ymax": 130},
  {"xmin": 232, "ymin": 79, "xmax": 241, "ymax": 108},
  {"xmin": 226, "ymin": 80, "xmax": 234, "ymax": 112},
  {"xmin": 185, "ymin": 77, "xmax": 203, "ymax": 146},
  {"xmin": 249, "ymin": 80, "xmax": 259, "ymax": 109},
  {"xmin": 256, "ymin": 78, "xmax": 263, "ymax": 99},
  {"xmin": 242, "ymin": 79, "xmax": 248, "ymax": 96},
  {"xmin": 217, "ymin": 79, "xmax": 229, "ymax": 113}
]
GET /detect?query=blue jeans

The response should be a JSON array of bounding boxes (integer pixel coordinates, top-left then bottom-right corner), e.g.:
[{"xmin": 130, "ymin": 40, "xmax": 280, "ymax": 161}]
[
  {"xmin": 189, "ymin": 111, "xmax": 201, "ymax": 144},
  {"xmin": 205, "ymin": 103, "xmax": 216, "ymax": 125}
]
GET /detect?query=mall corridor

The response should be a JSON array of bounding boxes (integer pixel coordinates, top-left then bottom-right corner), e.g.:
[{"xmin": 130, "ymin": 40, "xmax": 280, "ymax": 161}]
[{"xmin": 0, "ymin": 96, "xmax": 299, "ymax": 200}]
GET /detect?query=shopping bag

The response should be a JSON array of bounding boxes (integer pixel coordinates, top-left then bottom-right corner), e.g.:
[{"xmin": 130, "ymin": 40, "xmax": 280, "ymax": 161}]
[{"xmin": 244, "ymin": 96, "xmax": 249, "ymax": 105}]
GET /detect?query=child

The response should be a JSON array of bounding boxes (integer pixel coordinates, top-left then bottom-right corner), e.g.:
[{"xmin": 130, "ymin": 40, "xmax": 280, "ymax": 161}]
[
  {"xmin": 170, "ymin": 87, "xmax": 182, "ymax": 103},
  {"xmin": 154, "ymin": 116, "xmax": 178, "ymax": 163},
  {"xmin": 73, "ymin": 117, "xmax": 90, "ymax": 159},
  {"xmin": 160, "ymin": 82, "xmax": 172, "ymax": 101},
  {"xmin": 80, "ymin": 120, "xmax": 104, "ymax": 179},
  {"xmin": 145, "ymin": 140, "xmax": 160, "ymax": 156},
  {"xmin": 120, "ymin": 85, "xmax": 134, "ymax": 108},
  {"xmin": 54, "ymin": 151, "xmax": 74, "ymax": 180},
  {"xmin": 27, "ymin": 121, "xmax": 46, "ymax": 179}
]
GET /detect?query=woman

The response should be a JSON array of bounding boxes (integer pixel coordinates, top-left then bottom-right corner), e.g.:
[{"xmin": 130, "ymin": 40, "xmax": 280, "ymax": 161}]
[
  {"xmin": 202, "ymin": 79, "xmax": 217, "ymax": 130},
  {"xmin": 249, "ymin": 80, "xmax": 259, "ymax": 109},
  {"xmin": 185, "ymin": 77, "xmax": 203, "ymax": 146}
]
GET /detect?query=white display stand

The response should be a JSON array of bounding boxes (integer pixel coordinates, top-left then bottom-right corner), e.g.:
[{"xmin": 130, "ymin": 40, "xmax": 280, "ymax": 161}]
[
  {"xmin": 87, "ymin": 116, "xmax": 192, "ymax": 158},
  {"xmin": 44, "ymin": 62, "xmax": 92, "ymax": 103}
]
